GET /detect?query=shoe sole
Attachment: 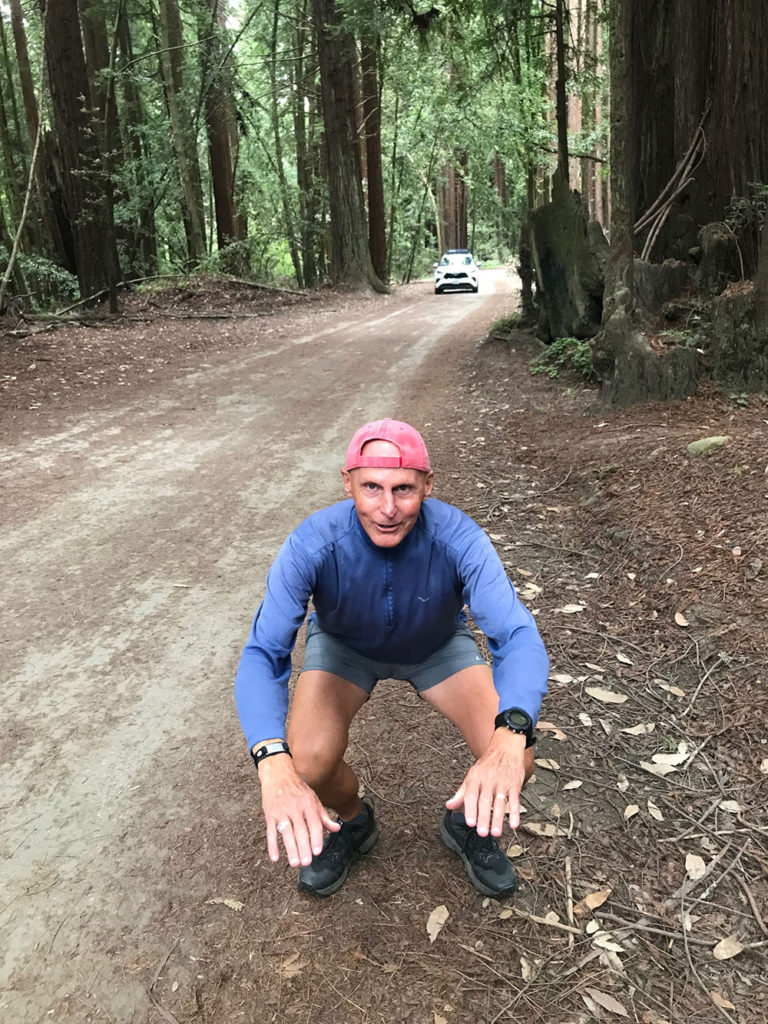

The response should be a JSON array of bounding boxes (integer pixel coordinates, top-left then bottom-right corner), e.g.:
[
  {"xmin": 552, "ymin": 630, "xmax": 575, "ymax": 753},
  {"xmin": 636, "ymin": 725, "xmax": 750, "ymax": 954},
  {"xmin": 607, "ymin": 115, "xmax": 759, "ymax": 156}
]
[
  {"xmin": 297, "ymin": 823, "xmax": 380, "ymax": 898},
  {"xmin": 439, "ymin": 817, "xmax": 517, "ymax": 899}
]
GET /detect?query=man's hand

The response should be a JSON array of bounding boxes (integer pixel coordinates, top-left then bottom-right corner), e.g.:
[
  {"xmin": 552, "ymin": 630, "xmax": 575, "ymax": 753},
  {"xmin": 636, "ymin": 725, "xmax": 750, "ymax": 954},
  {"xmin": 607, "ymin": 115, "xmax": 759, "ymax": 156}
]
[
  {"xmin": 445, "ymin": 729, "xmax": 527, "ymax": 837},
  {"xmin": 258, "ymin": 754, "xmax": 339, "ymax": 868}
]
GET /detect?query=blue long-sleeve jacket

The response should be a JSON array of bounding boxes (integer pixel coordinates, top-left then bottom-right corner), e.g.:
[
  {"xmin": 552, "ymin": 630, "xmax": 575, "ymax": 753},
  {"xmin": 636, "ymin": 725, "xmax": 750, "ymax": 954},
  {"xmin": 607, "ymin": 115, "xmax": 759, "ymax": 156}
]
[{"xmin": 235, "ymin": 497, "xmax": 549, "ymax": 749}]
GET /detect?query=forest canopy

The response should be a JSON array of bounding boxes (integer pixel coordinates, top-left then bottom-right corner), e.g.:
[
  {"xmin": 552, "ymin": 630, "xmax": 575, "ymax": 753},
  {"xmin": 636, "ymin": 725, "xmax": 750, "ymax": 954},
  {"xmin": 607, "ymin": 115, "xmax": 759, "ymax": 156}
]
[{"xmin": 1, "ymin": 0, "xmax": 766, "ymax": 403}]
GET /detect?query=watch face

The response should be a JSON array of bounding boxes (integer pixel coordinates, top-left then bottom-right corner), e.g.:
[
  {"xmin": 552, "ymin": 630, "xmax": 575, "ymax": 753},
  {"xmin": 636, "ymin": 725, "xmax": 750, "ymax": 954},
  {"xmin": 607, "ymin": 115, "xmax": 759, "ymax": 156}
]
[{"xmin": 506, "ymin": 710, "xmax": 530, "ymax": 727}]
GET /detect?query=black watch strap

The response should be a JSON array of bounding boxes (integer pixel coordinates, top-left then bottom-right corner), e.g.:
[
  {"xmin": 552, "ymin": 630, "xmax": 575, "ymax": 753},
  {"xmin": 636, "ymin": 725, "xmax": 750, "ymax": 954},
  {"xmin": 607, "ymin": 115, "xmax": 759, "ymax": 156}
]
[
  {"xmin": 494, "ymin": 708, "xmax": 535, "ymax": 747},
  {"xmin": 251, "ymin": 740, "xmax": 291, "ymax": 767}
]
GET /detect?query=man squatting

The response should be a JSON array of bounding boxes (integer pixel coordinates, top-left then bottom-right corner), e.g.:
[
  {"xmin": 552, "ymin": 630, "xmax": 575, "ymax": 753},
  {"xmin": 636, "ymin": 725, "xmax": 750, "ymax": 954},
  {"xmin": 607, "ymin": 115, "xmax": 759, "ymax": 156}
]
[{"xmin": 235, "ymin": 419, "xmax": 549, "ymax": 898}]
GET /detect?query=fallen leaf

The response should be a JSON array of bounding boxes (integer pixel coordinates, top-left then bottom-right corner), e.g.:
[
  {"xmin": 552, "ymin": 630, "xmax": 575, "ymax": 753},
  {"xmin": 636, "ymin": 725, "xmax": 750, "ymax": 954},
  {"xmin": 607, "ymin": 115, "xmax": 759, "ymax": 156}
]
[
  {"xmin": 592, "ymin": 931, "xmax": 625, "ymax": 953},
  {"xmin": 616, "ymin": 773, "xmax": 630, "ymax": 792},
  {"xmin": 586, "ymin": 686, "xmax": 628, "ymax": 704},
  {"xmin": 718, "ymin": 800, "xmax": 742, "ymax": 813},
  {"xmin": 640, "ymin": 761, "xmax": 679, "ymax": 777},
  {"xmin": 578, "ymin": 712, "xmax": 593, "ymax": 727},
  {"xmin": 586, "ymin": 919, "xmax": 601, "ymax": 934},
  {"xmin": 616, "ymin": 652, "xmax": 633, "ymax": 665},
  {"xmin": 556, "ymin": 604, "xmax": 585, "ymax": 614},
  {"xmin": 427, "ymin": 905, "xmax": 450, "ymax": 942},
  {"xmin": 499, "ymin": 908, "xmax": 514, "ymax": 920},
  {"xmin": 585, "ymin": 662, "xmax": 605, "ymax": 672},
  {"xmin": 563, "ymin": 779, "xmax": 583, "ymax": 790},
  {"xmin": 655, "ymin": 681, "xmax": 686, "ymax": 697},
  {"xmin": 434, "ymin": 1015, "xmax": 448, "ymax": 1024},
  {"xmin": 573, "ymin": 889, "xmax": 611, "ymax": 916},
  {"xmin": 761, "ymin": 758, "xmax": 768, "ymax": 775},
  {"xmin": 651, "ymin": 750, "xmax": 688, "ymax": 766},
  {"xmin": 522, "ymin": 822, "xmax": 567, "ymax": 838},
  {"xmin": 599, "ymin": 718, "xmax": 613, "ymax": 735},
  {"xmin": 279, "ymin": 952, "xmax": 307, "ymax": 979},
  {"xmin": 678, "ymin": 911, "xmax": 701, "ymax": 931},
  {"xmin": 624, "ymin": 804, "xmax": 639, "ymax": 820},
  {"xmin": 506, "ymin": 843, "xmax": 524, "ymax": 858},
  {"xmin": 712, "ymin": 935, "xmax": 745, "ymax": 960},
  {"xmin": 549, "ymin": 674, "xmax": 574, "ymax": 686},
  {"xmin": 622, "ymin": 722, "xmax": 655, "ymax": 736},
  {"xmin": 517, "ymin": 567, "xmax": 533, "ymax": 577},
  {"xmin": 674, "ymin": 611, "xmax": 689, "ymax": 627},
  {"xmin": 205, "ymin": 897, "xmax": 244, "ymax": 912},
  {"xmin": 685, "ymin": 854, "xmax": 707, "ymax": 880},
  {"xmin": 537, "ymin": 720, "xmax": 567, "ymax": 741},
  {"xmin": 647, "ymin": 800, "xmax": 664, "ymax": 821},
  {"xmin": 520, "ymin": 955, "xmax": 533, "ymax": 981},
  {"xmin": 585, "ymin": 987, "xmax": 630, "ymax": 1017},
  {"xmin": 710, "ymin": 991, "xmax": 736, "ymax": 1011},
  {"xmin": 627, "ymin": 572, "xmax": 636, "ymax": 581},
  {"xmin": 543, "ymin": 910, "xmax": 561, "ymax": 924},
  {"xmin": 534, "ymin": 758, "xmax": 560, "ymax": 771},
  {"xmin": 584, "ymin": 572, "xmax": 600, "ymax": 579}
]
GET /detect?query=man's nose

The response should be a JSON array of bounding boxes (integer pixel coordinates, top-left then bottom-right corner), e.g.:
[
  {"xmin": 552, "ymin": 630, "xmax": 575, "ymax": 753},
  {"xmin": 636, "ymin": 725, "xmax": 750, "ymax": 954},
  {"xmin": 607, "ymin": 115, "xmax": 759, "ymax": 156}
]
[{"xmin": 381, "ymin": 491, "xmax": 396, "ymax": 517}]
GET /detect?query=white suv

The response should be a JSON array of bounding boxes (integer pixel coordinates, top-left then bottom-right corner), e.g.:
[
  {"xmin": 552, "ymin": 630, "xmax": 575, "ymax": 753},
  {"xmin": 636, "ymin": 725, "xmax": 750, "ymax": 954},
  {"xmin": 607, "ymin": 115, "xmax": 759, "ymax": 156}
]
[{"xmin": 434, "ymin": 249, "xmax": 479, "ymax": 294}]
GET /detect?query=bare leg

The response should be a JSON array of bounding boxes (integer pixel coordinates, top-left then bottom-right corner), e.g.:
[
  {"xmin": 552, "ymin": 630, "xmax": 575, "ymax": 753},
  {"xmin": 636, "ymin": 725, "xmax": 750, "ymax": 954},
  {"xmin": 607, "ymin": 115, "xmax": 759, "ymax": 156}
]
[
  {"xmin": 420, "ymin": 663, "xmax": 535, "ymax": 782},
  {"xmin": 287, "ymin": 670, "xmax": 369, "ymax": 820}
]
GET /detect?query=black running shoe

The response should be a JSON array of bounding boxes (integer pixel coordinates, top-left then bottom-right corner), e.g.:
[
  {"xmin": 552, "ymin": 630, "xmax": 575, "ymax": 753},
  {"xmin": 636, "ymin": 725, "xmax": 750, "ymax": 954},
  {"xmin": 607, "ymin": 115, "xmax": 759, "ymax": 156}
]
[
  {"xmin": 439, "ymin": 811, "xmax": 518, "ymax": 898},
  {"xmin": 297, "ymin": 802, "xmax": 379, "ymax": 897}
]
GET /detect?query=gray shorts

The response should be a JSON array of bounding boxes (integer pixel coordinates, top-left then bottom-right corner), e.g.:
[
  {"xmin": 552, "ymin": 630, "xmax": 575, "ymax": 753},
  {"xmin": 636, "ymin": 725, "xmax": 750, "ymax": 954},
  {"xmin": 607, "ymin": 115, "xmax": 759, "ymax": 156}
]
[{"xmin": 301, "ymin": 619, "xmax": 487, "ymax": 694}]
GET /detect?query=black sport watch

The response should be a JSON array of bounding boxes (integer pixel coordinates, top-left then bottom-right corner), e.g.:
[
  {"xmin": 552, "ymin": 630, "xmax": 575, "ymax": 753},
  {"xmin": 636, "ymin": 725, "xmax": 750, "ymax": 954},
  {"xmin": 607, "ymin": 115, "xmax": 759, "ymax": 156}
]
[{"xmin": 494, "ymin": 708, "xmax": 535, "ymax": 747}]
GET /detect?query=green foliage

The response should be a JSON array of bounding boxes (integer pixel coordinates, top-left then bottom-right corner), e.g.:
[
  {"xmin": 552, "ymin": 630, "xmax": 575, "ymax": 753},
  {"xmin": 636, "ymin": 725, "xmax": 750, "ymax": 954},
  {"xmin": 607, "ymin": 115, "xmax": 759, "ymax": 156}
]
[
  {"xmin": 530, "ymin": 336, "xmax": 596, "ymax": 382},
  {"xmin": 490, "ymin": 313, "xmax": 522, "ymax": 333},
  {"xmin": 14, "ymin": 253, "xmax": 79, "ymax": 310}
]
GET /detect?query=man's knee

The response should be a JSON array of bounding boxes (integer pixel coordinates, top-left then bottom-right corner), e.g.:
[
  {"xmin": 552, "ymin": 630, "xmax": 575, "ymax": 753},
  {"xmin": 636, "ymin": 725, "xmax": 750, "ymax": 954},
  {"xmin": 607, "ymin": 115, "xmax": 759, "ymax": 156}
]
[{"xmin": 290, "ymin": 734, "xmax": 346, "ymax": 788}]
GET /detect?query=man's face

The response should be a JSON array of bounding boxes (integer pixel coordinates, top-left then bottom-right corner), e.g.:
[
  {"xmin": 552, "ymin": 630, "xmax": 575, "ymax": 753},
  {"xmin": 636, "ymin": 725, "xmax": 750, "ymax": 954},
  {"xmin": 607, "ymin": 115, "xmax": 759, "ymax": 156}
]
[{"xmin": 342, "ymin": 441, "xmax": 433, "ymax": 548}]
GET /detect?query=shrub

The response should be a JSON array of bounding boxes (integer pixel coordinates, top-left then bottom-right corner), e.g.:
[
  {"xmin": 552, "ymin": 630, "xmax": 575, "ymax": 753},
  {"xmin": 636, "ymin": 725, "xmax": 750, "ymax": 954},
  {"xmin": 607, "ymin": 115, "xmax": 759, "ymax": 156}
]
[{"xmin": 529, "ymin": 335, "xmax": 596, "ymax": 381}]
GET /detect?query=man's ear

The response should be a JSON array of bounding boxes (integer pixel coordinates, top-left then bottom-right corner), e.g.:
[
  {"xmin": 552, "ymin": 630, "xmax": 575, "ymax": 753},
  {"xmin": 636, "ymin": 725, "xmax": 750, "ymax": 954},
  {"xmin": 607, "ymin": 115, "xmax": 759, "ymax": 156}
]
[
  {"xmin": 340, "ymin": 468, "xmax": 352, "ymax": 495},
  {"xmin": 423, "ymin": 470, "xmax": 434, "ymax": 497}
]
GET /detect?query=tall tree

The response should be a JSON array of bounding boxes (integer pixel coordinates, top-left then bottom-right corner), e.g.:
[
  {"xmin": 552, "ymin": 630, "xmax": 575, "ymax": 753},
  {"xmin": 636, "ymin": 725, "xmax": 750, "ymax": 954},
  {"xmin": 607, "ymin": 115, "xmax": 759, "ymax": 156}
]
[
  {"xmin": 361, "ymin": 36, "xmax": 387, "ymax": 282},
  {"xmin": 632, "ymin": 0, "xmax": 768, "ymax": 271},
  {"xmin": 312, "ymin": 0, "xmax": 386, "ymax": 291},
  {"xmin": 157, "ymin": 0, "xmax": 207, "ymax": 264},
  {"xmin": 200, "ymin": 0, "xmax": 242, "ymax": 254},
  {"xmin": 43, "ymin": 0, "xmax": 120, "ymax": 304}
]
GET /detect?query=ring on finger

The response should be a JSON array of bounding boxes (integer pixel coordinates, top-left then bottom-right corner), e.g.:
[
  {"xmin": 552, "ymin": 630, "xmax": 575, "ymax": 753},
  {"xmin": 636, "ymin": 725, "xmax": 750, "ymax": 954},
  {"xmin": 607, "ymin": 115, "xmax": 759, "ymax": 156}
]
[
  {"xmin": 276, "ymin": 819, "xmax": 291, "ymax": 834},
  {"xmin": 494, "ymin": 793, "xmax": 507, "ymax": 801}
]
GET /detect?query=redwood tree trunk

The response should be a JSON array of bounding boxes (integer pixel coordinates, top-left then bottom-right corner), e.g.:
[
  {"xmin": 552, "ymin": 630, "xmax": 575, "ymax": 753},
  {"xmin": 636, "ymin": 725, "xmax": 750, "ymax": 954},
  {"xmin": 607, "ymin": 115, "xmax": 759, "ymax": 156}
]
[
  {"xmin": 312, "ymin": 0, "xmax": 386, "ymax": 291},
  {"xmin": 44, "ymin": 0, "xmax": 120, "ymax": 301},
  {"xmin": 157, "ymin": 0, "xmax": 207, "ymax": 265},
  {"xmin": 202, "ymin": 0, "xmax": 240, "ymax": 254},
  {"xmin": 361, "ymin": 38, "xmax": 387, "ymax": 282},
  {"xmin": 632, "ymin": 0, "xmax": 768, "ymax": 270}
]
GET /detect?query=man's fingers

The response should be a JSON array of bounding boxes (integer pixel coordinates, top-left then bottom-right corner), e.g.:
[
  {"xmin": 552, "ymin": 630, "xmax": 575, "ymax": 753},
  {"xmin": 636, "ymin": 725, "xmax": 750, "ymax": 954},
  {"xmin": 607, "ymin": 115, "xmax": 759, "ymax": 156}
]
[
  {"xmin": 475, "ymin": 787, "xmax": 495, "ymax": 836},
  {"xmin": 490, "ymin": 791, "xmax": 508, "ymax": 837},
  {"xmin": 506, "ymin": 791, "xmax": 522, "ymax": 830},
  {"xmin": 278, "ymin": 822, "xmax": 302, "ymax": 868},
  {"xmin": 445, "ymin": 783, "xmax": 465, "ymax": 810},
  {"xmin": 266, "ymin": 824, "xmax": 280, "ymax": 863}
]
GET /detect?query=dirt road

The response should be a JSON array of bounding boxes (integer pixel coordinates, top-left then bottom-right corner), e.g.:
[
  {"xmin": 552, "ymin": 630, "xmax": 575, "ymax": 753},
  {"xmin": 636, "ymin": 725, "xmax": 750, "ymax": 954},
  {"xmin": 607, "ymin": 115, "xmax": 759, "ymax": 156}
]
[{"xmin": 1, "ymin": 272, "xmax": 518, "ymax": 1023}]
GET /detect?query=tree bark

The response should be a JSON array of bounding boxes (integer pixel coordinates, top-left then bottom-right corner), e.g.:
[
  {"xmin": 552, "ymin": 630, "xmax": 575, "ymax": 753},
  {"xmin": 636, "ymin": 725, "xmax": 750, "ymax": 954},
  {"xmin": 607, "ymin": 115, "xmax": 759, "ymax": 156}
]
[
  {"xmin": 116, "ymin": 9, "xmax": 157, "ymax": 274},
  {"xmin": 201, "ymin": 0, "xmax": 241, "ymax": 256},
  {"xmin": 9, "ymin": 0, "xmax": 64, "ymax": 261},
  {"xmin": 269, "ymin": 0, "xmax": 303, "ymax": 285},
  {"xmin": 44, "ymin": 0, "xmax": 120, "ymax": 303},
  {"xmin": 293, "ymin": 0, "xmax": 318, "ymax": 287},
  {"xmin": 553, "ymin": 0, "xmax": 569, "ymax": 182},
  {"xmin": 312, "ymin": 0, "xmax": 386, "ymax": 291},
  {"xmin": 360, "ymin": 38, "xmax": 387, "ymax": 282},
  {"xmin": 157, "ymin": 0, "xmax": 207, "ymax": 265}
]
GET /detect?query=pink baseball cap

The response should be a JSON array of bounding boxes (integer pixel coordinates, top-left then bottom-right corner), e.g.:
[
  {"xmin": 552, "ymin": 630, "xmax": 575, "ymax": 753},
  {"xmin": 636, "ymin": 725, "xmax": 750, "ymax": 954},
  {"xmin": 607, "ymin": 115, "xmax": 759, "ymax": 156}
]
[{"xmin": 345, "ymin": 419, "xmax": 431, "ymax": 471}]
